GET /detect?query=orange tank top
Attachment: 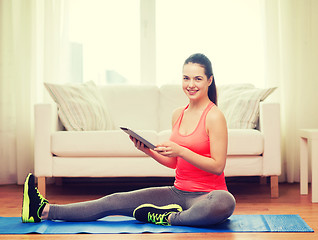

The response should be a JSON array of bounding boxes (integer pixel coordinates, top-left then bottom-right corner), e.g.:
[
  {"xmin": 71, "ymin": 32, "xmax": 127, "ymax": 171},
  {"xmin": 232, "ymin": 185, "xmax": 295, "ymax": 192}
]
[{"xmin": 170, "ymin": 101, "xmax": 228, "ymax": 192}]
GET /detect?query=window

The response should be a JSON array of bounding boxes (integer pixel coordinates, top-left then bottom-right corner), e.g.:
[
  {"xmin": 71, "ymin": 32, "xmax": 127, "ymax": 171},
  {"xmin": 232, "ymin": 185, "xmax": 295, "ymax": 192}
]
[
  {"xmin": 69, "ymin": 0, "xmax": 140, "ymax": 84},
  {"xmin": 68, "ymin": 0, "xmax": 265, "ymax": 87},
  {"xmin": 156, "ymin": 0, "xmax": 265, "ymax": 87}
]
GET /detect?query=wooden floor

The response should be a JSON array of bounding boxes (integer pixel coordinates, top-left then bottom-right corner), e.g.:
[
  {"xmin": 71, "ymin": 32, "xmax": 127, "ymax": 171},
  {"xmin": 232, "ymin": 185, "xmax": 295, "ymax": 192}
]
[{"xmin": 0, "ymin": 177, "xmax": 317, "ymax": 240}]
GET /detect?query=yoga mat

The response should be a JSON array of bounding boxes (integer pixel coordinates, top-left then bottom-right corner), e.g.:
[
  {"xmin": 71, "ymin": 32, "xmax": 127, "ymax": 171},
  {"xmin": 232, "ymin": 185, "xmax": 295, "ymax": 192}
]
[{"xmin": 0, "ymin": 215, "xmax": 313, "ymax": 234}]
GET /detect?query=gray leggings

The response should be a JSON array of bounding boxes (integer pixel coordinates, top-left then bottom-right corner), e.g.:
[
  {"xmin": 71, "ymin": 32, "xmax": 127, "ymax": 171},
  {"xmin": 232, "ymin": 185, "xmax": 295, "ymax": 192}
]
[{"xmin": 48, "ymin": 186, "xmax": 236, "ymax": 227}]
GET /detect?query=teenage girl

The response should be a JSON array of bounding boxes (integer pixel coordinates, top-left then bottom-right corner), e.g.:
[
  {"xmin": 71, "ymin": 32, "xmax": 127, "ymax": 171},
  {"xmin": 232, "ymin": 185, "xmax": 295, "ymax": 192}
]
[{"xmin": 22, "ymin": 53, "xmax": 236, "ymax": 227}]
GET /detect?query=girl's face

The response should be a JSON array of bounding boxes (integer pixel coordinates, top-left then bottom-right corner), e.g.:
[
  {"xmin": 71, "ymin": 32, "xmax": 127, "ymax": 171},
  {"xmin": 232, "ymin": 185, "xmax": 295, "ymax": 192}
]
[{"xmin": 182, "ymin": 63, "xmax": 212, "ymax": 101}]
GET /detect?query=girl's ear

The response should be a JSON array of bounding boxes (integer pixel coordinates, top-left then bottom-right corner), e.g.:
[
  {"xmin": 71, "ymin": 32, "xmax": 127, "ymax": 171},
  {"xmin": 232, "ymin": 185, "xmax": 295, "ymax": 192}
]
[{"xmin": 208, "ymin": 75, "xmax": 213, "ymax": 86}]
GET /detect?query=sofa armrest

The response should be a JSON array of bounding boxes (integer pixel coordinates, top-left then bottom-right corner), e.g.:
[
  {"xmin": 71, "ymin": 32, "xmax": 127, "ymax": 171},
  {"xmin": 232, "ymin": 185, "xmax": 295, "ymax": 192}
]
[
  {"xmin": 259, "ymin": 102, "xmax": 281, "ymax": 176},
  {"xmin": 34, "ymin": 103, "xmax": 62, "ymax": 177}
]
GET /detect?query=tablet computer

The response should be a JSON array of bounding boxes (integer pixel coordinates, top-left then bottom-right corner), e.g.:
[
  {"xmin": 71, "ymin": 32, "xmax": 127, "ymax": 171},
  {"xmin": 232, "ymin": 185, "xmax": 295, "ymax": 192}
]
[{"xmin": 120, "ymin": 127, "xmax": 156, "ymax": 149}]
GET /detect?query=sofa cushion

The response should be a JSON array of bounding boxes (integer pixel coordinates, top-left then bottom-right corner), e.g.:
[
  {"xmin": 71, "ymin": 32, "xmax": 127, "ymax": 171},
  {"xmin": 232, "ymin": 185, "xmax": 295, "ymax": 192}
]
[
  {"xmin": 217, "ymin": 84, "xmax": 276, "ymax": 129},
  {"xmin": 99, "ymin": 85, "xmax": 160, "ymax": 131},
  {"xmin": 158, "ymin": 130, "xmax": 171, "ymax": 143},
  {"xmin": 159, "ymin": 85, "xmax": 188, "ymax": 131},
  {"xmin": 51, "ymin": 129, "xmax": 263, "ymax": 157},
  {"xmin": 51, "ymin": 130, "xmax": 158, "ymax": 157},
  {"xmin": 44, "ymin": 81, "xmax": 113, "ymax": 131},
  {"xmin": 227, "ymin": 129, "xmax": 264, "ymax": 155}
]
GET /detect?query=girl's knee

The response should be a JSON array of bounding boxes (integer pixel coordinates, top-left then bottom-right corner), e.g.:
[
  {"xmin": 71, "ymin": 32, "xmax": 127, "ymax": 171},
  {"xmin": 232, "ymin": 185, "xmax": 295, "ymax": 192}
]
[
  {"xmin": 172, "ymin": 191, "xmax": 235, "ymax": 226},
  {"xmin": 207, "ymin": 190, "xmax": 236, "ymax": 219},
  {"xmin": 208, "ymin": 190, "xmax": 235, "ymax": 205}
]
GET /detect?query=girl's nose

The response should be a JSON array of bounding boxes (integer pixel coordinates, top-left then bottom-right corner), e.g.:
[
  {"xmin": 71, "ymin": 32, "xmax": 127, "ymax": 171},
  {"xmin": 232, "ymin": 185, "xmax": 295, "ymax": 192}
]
[{"xmin": 189, "ymin": 79, "xmax": 195, "ymax": 87}]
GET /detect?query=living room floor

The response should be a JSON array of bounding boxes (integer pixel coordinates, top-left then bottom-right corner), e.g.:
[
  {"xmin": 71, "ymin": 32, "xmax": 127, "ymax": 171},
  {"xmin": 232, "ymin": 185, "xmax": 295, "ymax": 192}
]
[{"xmin": 0, "ymin": 177, "xmax": 317, "ymax": 240}]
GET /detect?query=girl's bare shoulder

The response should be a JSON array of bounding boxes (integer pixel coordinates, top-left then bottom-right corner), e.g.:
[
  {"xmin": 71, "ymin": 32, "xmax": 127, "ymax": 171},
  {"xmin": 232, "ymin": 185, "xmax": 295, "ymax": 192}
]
[
  {"xmin": 171, "ymin": 106, "xmax": 185, "ymax": 126},
  {"xmin": 206, "ymin": 105, "xmax": 227, "ymax": 128}
]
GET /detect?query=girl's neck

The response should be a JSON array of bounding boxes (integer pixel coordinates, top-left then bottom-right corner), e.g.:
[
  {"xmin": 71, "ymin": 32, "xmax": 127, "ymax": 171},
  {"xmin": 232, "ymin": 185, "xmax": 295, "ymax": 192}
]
[{"xmin": 187, "ymin": 97, "xmax": 211, "ymax": 112}]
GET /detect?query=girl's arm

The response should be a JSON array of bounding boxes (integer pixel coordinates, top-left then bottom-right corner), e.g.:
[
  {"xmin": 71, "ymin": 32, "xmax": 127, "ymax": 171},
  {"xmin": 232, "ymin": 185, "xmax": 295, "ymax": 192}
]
[{"xmin": 130, "ymin": 136, "xmax": 177, "ymax": 169}]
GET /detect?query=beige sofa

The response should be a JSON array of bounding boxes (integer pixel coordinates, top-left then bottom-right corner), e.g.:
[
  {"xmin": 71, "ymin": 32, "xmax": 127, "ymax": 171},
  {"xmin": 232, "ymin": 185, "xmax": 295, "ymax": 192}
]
[{"xmin": 34, "ymin": 84, "xmax": 281, "ymax": 198}]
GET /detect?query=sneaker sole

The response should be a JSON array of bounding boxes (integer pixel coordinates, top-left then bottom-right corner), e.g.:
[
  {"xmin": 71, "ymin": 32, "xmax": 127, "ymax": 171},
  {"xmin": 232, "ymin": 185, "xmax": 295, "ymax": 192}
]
[
  {"xmin": 133, "ymin": 203, "xmax": 182, "ymax": 218},
  {"xmin": 22, "ymin": 173, "xmax": 33, "ymax": 223}
]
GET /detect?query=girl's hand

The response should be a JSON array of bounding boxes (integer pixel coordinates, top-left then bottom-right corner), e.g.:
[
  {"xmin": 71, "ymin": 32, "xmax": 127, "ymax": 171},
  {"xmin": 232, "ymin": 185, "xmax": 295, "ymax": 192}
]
[
  {"xmin": 129, "ymin": 136, "xmax": 151, "ymax": 154},
  {"xmin": 154, "ymin": 141, "xmax": 182, "ymax": 158}
]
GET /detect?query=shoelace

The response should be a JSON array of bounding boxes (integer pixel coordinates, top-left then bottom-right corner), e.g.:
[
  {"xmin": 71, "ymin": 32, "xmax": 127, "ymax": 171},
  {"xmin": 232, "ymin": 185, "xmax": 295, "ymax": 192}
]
[
  {"xmin": 147, "ymin": 212, "xmax": 171, "ymax": 226},
  {"xmin": 35, "ymin": 187, "xmax": 48, "ymax": 219},
  {"xmin": 35, "ymin": 187, "xmax": 47, "ymax": 204}
]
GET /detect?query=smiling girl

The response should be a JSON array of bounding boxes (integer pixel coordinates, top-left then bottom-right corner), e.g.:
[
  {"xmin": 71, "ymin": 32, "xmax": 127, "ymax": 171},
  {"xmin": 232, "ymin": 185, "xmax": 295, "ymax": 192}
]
[{"xmin": 22, "ymin": 53, "xmax": 235, "ymax": 227}]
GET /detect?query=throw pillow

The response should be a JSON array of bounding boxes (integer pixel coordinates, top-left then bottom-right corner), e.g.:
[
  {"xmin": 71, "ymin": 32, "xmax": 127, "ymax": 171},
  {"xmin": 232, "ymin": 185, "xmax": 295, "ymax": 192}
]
[
  {"xmin": 217, "ymin": 84, "xmax": 276, "ymax": 129},
  {"xmin": 44, "ymin": 81, "xmax": 113, "ymax": 131}
]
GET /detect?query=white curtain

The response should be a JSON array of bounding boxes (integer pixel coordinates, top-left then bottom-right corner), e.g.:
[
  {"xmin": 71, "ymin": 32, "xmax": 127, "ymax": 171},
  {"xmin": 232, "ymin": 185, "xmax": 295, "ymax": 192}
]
[
  {"xmin": 0, "ymin": 0, "xmax": 69, "ymax": 184},
  {"xmin": 262, "ymin": 0, "xmax": 318, "ymax": 182},
  {"xmin": 1, "ymin": 0, "xmax": 317, "ymax": 185}
]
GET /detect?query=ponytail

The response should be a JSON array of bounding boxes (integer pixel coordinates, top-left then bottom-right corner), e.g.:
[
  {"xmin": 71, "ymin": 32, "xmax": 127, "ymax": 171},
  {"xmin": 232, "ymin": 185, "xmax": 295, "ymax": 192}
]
[{"xmin": 208, "ymin": 78, "xmax": 217, "ymax": 105}]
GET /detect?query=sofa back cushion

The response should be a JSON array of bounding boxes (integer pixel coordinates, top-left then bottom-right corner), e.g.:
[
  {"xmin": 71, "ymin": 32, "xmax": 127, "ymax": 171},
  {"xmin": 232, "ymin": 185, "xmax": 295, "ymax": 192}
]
[
  {"xmin": 217, "ymin": 84, "xmax": 276, "ymax": 129},
  {"xmin": 159, "ymin": 84, "xmax": 188, "ymax": 131},
  {"xmin": 44, "ymin": 81, "xmax": 114, "ymax": 131},
  {"xmin": 99, "ymin": 85, "xmax": 160, "ymax": 131}
]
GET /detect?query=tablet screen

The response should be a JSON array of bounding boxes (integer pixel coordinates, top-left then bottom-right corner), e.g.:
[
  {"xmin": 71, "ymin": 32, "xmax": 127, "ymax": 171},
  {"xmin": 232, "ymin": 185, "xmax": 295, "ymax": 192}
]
[{"xmin": 120, "ymin": 127, "xmax": 156, "ymax": 149}]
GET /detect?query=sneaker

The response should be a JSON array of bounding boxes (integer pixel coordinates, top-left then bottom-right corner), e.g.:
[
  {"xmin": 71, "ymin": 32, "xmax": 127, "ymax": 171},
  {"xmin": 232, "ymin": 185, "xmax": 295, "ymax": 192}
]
[
  {"xmin": 21, "ymin": 173, "xmax": 49, "ymax": 223},
  {"xmin": 133, "ymin": 203, "xmax": 182, "ymax": 226}
]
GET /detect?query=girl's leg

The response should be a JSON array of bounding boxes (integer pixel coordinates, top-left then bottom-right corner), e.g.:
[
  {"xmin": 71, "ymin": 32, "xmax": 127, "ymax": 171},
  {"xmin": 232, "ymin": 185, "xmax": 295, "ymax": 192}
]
[
  {"xmin": 47, "ymin": 186, "xmax": 181, "ymax": 221},
  {"xmin": 170, "ymin": 190, "xmax": 236, "ymax": 227}
]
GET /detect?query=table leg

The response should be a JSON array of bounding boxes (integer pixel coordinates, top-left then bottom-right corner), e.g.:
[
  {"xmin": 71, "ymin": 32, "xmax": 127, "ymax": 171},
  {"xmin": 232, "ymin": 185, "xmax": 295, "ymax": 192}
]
[
  {"xmin": 311, "ymin": 139, "xmax": 318, "ymax": 203},
  {"xmin": 300, "ymin": 137, "xmax": 308, "ymax": 195}
]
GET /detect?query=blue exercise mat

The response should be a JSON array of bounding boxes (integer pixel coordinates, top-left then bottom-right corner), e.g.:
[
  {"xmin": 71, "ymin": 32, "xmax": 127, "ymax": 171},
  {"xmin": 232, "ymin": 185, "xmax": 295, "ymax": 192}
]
[{"xmin": 0, "ymin": 215, "xmax": 313, "ymax": 234}]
